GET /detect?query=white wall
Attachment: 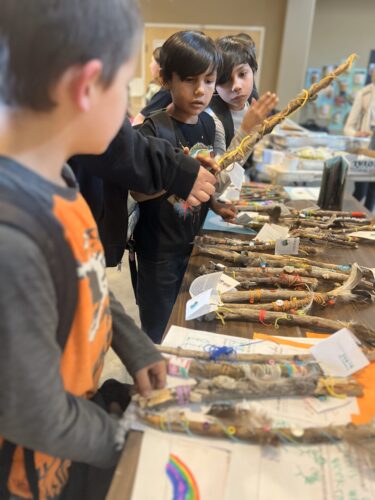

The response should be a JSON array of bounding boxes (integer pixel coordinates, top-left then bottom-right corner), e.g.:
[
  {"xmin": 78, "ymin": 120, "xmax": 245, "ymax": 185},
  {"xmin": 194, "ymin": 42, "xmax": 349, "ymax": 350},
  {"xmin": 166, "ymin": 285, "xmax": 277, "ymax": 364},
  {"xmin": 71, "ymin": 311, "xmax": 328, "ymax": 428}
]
[{"xmin": 308, "ymin": 0, "xmax": 375, "ymax": 69}]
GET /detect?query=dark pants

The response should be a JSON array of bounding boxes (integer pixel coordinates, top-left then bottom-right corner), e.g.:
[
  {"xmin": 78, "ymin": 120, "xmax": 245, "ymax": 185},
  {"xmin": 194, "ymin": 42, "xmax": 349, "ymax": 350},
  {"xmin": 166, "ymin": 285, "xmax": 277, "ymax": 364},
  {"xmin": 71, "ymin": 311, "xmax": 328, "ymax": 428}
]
[
  {"xmin": 136, "ymin": 254, "xmax": 190, "ymax": 343},
  {"xmin": 60, "ymin": 380, "xmax": 131, "ymax": 500},
  {"xmin": 353, "ymin": 182, "xmax": 375, "ymax": 211}
]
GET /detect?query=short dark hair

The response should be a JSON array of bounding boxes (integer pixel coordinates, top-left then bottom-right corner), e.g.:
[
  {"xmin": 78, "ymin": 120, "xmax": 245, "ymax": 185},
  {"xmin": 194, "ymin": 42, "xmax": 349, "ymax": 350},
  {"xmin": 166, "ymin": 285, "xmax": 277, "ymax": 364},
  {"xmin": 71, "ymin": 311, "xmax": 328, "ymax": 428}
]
[
  {"xmin": 0, "ymin": 0, "xmax": 142, "ymax": 111},
  {"xmin": 234, "ymin": 33, "xmax": 256, "ymax": 51},
  {"xmin": 153, "ymin": 47, "xmax": 162, "ymax": 65},
  {"xmin": 216, "ymin": 35, "xmax": 258, "ymax": 86},
  {"xmin": 160, "ymin": 31, "xmax": 221, "ymax": 83}
]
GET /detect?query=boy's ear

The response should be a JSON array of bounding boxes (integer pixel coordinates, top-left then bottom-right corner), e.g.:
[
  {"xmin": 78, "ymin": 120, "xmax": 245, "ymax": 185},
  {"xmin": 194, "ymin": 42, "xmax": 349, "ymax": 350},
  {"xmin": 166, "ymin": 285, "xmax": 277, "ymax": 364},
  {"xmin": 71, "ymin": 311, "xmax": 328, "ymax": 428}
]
[{"xmin": 71, "ymin": 60, "xmax": 104, "ymax": 111}]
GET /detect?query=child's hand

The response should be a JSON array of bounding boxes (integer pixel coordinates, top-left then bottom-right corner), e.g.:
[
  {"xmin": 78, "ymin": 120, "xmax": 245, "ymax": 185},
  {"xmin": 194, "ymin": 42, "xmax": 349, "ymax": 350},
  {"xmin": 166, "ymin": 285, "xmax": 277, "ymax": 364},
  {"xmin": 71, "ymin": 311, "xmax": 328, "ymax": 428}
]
[
  {"xmin": 195, "ymin": 153, "xmax": 220, "ymax": 173},
  {"xmin": 134, "ymin": 360, "xmax": 167, "ymax": 397},
  {"xmin": 211, "ymin": 199, "xmax": 237, "ymax": 221},
  {"xmin": 241, "ymin": 92, "xmax": 279, "ymax": 134}
]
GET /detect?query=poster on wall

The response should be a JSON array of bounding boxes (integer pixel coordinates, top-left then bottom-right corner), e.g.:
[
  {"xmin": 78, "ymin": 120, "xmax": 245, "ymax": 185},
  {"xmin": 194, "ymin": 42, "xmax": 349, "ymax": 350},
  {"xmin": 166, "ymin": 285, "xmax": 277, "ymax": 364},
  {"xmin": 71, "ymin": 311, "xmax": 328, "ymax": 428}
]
[{"xmin": 300, "ymin": 61, "xmax": 367, "ymax": 133}]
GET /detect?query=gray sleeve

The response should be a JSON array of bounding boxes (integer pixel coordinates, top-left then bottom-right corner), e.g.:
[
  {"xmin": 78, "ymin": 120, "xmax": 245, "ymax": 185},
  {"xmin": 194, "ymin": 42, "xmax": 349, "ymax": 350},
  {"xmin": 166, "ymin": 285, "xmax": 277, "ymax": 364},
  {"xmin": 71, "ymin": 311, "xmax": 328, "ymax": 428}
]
[
  {"xmin": 207, "ymin": 108, "xmax": 227, "ymax": 157},
  {"xmin": 109, "ymin": 293, "xmax": 163, "ymax": 376},
  {"xmin": 0, "ymin": 226, "xmax": 120, "ymax": 468}
]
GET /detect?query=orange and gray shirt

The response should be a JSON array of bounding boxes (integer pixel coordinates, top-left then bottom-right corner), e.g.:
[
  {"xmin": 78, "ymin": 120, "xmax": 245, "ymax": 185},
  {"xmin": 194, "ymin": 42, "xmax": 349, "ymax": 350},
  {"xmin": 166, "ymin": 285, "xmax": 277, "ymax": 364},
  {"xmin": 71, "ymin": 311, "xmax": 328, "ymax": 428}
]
[{"xmin": 0, "ymin": 157, "xmax": 161, "ymax": 499}]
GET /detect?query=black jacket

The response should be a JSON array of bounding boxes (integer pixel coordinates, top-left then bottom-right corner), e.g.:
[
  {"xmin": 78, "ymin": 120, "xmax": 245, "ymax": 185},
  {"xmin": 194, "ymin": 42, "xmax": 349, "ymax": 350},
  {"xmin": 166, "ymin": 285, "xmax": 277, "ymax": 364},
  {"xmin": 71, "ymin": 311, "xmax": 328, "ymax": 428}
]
[{"xmin": 69, "ymin": 118, "xmax": 200, "ymax": 266}]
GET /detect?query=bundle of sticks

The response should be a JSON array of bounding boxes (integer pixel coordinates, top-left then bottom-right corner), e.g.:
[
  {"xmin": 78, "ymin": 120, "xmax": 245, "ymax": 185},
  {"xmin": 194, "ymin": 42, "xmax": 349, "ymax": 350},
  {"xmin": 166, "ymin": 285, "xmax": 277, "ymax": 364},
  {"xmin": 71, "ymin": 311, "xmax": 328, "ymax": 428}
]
[
  {"xmin": 197, "ymin": 234, "xmax": 322, "ymax": 255},
  {"xmin": 134, "ymin": 352, "xmax": 375, "ymax": 460},
  {"xmin": 196, "ymin": 245, "xmax": 375, "ymax": 288},
  {"xmin": 227, "ymin": 209, "xmax": 373, "ymax": 247},
  {"xmin": 193, "ymin": 246, "xmax": 375, "ymax": 344}
]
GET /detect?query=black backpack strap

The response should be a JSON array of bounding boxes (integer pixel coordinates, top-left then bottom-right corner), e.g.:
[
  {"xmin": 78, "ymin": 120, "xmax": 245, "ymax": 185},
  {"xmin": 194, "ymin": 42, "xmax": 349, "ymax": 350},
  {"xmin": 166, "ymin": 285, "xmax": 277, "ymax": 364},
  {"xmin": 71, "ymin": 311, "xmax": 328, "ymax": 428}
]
[
  {"xmin": 24, "ymin": 450, "xmax": 40, "ymax": 500},
  {"xmin": 199, "ymin": 111, "xmax": 216, "ymax": 148},
  {"xmin": 0, "ymin": 442, "xmax": 16, "ymax": 499},
  {"xmin": 145, "ymin": 111, "xmax": 187, "ymax": 148},
  {"xmin": 0, "ymin": 196, "xmax": 78, "ymax": 499}
]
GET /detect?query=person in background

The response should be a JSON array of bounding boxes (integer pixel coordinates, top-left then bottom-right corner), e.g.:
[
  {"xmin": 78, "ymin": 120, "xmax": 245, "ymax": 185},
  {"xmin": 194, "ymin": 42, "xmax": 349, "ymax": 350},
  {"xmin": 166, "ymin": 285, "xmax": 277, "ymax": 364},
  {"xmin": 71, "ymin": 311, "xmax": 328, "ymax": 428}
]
[
  {"xmin": 209, "ymin": 35, "xmax": 278, "ymax": 175},
  {"xmin": 344, "ymin": 69, "xmax": 375, "ymax": 211},
  {"xmin": 132, "ymin": 31, "xmax": 230, "ymax": 343},
  {"xmin": 145, "ymin": 46, "xmax": 162, "ymax": 105}
]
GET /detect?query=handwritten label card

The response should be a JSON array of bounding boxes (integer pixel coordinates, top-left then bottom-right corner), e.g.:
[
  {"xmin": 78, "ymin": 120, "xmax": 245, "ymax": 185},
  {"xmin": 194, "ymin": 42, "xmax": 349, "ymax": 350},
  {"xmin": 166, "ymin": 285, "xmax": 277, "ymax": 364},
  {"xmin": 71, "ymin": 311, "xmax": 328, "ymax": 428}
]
[
  {"xmin": 256, "ymin": 223, "xmax": 289, "ymax": 243},
  {"xmin": 275, "ymin": 237, "xmax": 300, "ymax": 255},
  {"xmin": 185, "ymin": 288, "xmax": 220, "ymax": 321},
  {"xmin": 310, "ymin": 328, "xmax": 369, "ymax": 376}
]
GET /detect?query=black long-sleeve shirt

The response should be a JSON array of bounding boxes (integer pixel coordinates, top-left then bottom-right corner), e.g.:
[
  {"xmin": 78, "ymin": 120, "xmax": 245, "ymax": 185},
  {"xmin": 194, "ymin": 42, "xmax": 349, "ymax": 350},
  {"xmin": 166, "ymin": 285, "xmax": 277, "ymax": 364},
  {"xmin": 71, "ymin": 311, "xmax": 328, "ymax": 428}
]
[{"xmin": 70, "ymin": 118, "xmax": 200, "ymax": 265}]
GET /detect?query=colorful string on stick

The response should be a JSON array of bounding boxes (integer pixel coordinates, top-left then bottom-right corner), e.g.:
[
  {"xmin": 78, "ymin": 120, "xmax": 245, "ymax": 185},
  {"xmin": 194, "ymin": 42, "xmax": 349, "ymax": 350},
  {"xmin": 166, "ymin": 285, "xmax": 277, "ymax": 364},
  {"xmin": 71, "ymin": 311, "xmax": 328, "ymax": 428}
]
[{"xmin": 217, "ymin": 54, "xmax": 357, "ymax": 171}]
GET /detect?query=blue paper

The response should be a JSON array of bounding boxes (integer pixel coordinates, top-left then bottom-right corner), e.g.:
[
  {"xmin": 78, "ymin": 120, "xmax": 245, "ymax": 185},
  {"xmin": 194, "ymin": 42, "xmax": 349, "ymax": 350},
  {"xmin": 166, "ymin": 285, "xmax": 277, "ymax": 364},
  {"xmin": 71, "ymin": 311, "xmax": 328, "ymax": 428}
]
[{"xmin": 202, "ymin": 209, "xmax": 256, "ymax": 235}]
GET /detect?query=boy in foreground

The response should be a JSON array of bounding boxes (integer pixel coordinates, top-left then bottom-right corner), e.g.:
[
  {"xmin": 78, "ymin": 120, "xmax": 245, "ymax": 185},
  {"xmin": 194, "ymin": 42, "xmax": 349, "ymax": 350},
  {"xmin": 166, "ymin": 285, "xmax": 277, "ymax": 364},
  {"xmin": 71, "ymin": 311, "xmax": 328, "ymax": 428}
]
[{"xmin": 0, "ymin": 1, "xmax": 166, "ymax": 498}]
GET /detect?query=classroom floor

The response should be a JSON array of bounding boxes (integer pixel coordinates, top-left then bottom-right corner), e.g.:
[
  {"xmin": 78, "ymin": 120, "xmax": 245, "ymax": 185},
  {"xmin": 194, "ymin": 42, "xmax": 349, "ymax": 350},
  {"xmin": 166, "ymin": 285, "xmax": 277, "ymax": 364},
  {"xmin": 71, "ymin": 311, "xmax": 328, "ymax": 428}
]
[{"xmin": 100, "ymin": 263, "xmax": 139, "ymax": 385}]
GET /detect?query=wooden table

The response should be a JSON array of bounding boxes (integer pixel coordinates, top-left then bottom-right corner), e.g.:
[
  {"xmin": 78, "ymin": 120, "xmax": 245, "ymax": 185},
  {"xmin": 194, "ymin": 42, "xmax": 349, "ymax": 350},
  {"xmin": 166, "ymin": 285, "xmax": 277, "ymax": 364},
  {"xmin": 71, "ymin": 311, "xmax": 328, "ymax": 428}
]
[
  {"xmin": 107, "ymin": 196, "xmax": 375, "ymax": 500},
  {"xmin": 164, "ymin": 197, "xmax": 375, "ymax": 340}
]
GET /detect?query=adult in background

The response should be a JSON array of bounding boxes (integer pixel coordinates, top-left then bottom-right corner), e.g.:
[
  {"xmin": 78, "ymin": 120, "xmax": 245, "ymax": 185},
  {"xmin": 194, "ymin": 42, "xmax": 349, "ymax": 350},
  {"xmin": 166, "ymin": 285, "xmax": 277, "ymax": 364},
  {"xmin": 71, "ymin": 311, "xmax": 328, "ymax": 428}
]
[{"xmin": 344, "ymin": 69, "xmax": 375, "ymax": 211}]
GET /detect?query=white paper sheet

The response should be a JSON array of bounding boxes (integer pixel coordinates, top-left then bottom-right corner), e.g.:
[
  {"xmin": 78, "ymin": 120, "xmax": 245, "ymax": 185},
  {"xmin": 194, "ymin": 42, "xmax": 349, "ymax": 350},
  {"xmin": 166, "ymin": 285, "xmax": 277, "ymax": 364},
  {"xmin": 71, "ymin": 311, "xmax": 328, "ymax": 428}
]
[
  {"xmin": 226, "ymin": 441, "xmax": 374, "ymax": 500},
  {"xmin": 131, "ymin": 429, "xmax": 231, "ymax": 500},
  {"xmin": 131, "ymin": 429, "xmax": 375, "ymax": 500}
]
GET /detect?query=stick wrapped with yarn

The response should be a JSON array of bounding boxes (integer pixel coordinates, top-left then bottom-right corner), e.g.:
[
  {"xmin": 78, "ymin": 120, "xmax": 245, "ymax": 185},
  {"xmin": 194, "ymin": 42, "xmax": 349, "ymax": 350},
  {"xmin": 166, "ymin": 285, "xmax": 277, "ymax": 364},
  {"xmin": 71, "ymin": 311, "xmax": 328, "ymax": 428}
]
[{"xmin": 217, "ymin": 54, "xmax": 357, "ymax": 171}]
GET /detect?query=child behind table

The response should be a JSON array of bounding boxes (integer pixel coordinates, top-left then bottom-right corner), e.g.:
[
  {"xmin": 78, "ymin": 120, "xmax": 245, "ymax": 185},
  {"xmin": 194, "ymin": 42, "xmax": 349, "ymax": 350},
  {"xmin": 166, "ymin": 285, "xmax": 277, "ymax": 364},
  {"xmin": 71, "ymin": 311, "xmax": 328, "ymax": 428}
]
[
  {"xmin": 133, "ymin": 31, "xmax": 232, "ymax": 343},
  {"xmin": 209, "ymin": 35, "xmax": 278, "ymax": 174}
]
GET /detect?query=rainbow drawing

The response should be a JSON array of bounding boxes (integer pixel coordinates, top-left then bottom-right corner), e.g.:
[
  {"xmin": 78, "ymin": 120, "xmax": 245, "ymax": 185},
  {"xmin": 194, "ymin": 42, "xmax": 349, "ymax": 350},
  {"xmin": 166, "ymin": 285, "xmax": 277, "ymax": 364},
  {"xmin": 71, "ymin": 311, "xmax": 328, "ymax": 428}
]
[{"xmin": 166, "ymin": 453, "xmax": 200, "ymax": 500}]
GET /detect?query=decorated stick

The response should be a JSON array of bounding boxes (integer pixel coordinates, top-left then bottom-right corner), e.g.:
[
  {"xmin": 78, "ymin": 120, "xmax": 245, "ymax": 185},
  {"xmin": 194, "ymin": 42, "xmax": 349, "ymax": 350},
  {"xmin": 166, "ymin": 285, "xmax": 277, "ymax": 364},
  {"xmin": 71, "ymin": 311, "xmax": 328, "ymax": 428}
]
[
  {"xmin": 228, "ymin": 275, "xmax": 319, "ymax": 290},
  {"xmin": 301, "ymin": 209, "xmax": 368, "ymax": 218},
  {"xmin": 198, "ymin": 241, "xmax": 320, "ymax": 255},
  {"xmin": 141, "ymin": 410, "xmax": 375, "ymax": 449},
  {"xmin": 199, "ymin": 262, "xmax": 349, "ymax": 283},
  {"xmin": 206, "ymin": 307, "xmax": 375, "ymax": 345},
  {"xmin": 221, "ymin": 286, "xmax": 374, "ymax": 306},
  {"xmin": 196, "ymin": 246, "xmax": 352, "ymax": 274},
  {"xmin": 196, "ymin": 234, "xmax": 322, "ymax": 255},
  {"xmin": 157, "ymin": 345, "xmax": 375, "ymax": 363},
  {"xmin": 217, "ymin": 54, "xmax": 357, "ymax": 170},
  {"xmin": 166, "ymin": 357, "xmax": 322, "ymax": 380},
  {"xmin": 289, "ymin": 229, "xmax": 359, "ymax": 248},
  {"xmin": 134, "ymin": 375, "xmax": 363, "ymax": 410}
]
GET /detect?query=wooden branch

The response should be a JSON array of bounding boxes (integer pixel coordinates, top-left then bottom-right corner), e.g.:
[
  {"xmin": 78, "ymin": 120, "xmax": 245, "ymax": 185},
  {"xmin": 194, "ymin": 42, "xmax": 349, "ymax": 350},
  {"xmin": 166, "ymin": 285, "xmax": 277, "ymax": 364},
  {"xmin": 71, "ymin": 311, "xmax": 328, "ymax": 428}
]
[
  {"xmin": 221, "ymin": 289, "xmax": 320, "ymax": 303},
  {"xmin": 157, "ymin": 345, "xmax": 375, "ymax": 363},
  {"xmin": 134, "ymin": 375, "xmax": 363, "ymax": 410},
  {"xmin": 199, "ymin": 262, "xmax": 349, "ymax": 283},
  {"xmin": 168, "ymin": 358, "xmax": 323, "ymax": 380},
  {"xmin": 209, "ymin": 308, "xmax": 375, "ymax": 345},
  {"xmin": 197, "ymin": 246, "xmax": 352, "ymax": 274},
  {"xmin": 217, "ymin": 54, "xmax": 357, "ymax": 170},
  {"xmin": 141, "ymin": 412, "xmax": 375, "ymax": 447},
  {"xmin": 290, "ymin": 229, "xmax": 359, "ymax": 248}
]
